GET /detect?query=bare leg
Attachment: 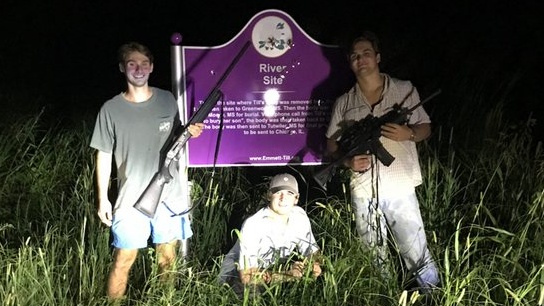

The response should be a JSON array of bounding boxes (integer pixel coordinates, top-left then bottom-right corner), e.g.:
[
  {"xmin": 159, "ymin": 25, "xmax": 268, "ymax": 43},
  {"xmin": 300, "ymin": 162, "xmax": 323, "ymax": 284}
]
[
  {"xmin": 156, "ymin": 240, "xmax": 179, "ymax": 283},
  {"xmin": 107, "ymin": 248, "xmax": 138, "ymax": 299}
]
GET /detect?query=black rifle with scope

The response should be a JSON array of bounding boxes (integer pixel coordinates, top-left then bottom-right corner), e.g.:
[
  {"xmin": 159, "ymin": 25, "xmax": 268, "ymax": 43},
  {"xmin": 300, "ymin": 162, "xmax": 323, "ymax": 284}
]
[
  {"xmin": 134, "ymin": 41, "xmax": 250, "ymax": 218},
  {"xmin": 313, "ymin": 89, "xmax": 441, "ymax": 190}
]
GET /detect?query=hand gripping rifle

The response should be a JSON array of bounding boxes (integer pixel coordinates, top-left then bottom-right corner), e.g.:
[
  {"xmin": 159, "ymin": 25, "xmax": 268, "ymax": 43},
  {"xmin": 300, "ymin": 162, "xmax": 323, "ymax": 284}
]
[
  {"xmin": 133, "ymin": 41, "xmax": 250, "ymax": 218},
  {"xmin": 313, "ymin": 89, "xmax": 441, "ymax": 190}
]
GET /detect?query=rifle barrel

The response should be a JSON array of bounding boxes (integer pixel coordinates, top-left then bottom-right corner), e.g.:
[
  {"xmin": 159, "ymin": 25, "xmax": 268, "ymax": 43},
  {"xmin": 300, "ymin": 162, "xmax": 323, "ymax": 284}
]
[{"xmin": 133, "ymin": 41, "xmax": 251, "ymax": 217}]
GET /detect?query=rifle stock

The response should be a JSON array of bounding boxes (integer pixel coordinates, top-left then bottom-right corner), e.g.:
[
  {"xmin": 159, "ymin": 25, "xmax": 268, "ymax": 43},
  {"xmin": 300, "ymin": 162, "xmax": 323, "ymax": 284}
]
[
  {"xmin": 133, "ymin": 172, "xmax": 168, "ymax": 218},
  {"xmin": 313, "ymin": 89, "xmax": 441, "ymax": 190},
  {"xmin": 133, "ymin": 42, "xmax": 250, "ymax": 217}
]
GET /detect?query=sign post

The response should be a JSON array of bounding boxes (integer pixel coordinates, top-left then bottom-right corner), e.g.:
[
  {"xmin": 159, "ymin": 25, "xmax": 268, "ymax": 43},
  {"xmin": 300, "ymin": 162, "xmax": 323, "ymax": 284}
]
[{"xmin": 170, "ymin": 32, "xmax": 191, "ymax": 260}]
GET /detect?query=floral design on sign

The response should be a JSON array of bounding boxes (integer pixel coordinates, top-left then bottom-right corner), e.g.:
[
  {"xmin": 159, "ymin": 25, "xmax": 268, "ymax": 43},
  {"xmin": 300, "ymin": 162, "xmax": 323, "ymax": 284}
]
[{"xmin": 252, "ymin": 16, "xmax": 293, "ymax": 58}]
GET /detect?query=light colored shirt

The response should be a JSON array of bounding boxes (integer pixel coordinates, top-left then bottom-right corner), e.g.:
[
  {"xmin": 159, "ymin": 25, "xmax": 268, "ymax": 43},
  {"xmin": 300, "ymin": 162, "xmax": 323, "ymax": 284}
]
[
  {"xmin": 238, "ymin": 206, "xmax": 319, "ymax": 270},
  {"xmin": 326, "ymin": 74, "xmax": 431, "ymax": 198}
]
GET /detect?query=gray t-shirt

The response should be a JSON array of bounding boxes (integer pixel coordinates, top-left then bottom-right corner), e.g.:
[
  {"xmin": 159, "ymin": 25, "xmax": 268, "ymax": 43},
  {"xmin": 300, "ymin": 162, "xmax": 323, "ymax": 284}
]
[{"xmin": 90, "ymin": 87, "xmax": 185, "ymax": 212}]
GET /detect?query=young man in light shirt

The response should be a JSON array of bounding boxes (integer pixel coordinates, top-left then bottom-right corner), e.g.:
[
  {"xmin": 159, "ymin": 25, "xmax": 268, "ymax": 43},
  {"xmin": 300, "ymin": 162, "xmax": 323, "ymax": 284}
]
[
  {"xmin": 325, "ymin": 31, "xmax": 439, "ymax": 293},
  {"xmin": 218, "ymin": 173, "xmax": 321, "ymax": 295}
]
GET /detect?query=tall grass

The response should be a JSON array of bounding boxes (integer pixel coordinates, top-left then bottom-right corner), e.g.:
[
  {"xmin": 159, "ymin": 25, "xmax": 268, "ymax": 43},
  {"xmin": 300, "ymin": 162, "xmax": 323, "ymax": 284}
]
[{"xmin": 0, "ymin": 99, "xmax": 542, "ymax": 305}]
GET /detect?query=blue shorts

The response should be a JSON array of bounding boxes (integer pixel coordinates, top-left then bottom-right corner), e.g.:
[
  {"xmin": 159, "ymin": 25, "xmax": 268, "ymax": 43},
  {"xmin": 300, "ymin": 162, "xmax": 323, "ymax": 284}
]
[{"xmin": 111, "ymin": 201, "xmax": 193, "ymax": 249}]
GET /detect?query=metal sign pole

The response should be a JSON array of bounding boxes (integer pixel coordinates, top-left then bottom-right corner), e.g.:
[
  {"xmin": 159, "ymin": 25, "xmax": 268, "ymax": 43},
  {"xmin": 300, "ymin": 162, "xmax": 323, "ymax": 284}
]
[{"xmin": 170, "ymin": 33, "xmax": 191, "ymax": 261}]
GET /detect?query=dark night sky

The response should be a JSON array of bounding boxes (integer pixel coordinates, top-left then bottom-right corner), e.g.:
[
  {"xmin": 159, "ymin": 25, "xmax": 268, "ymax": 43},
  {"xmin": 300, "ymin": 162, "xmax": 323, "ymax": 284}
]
[{"xmin": 1, "ymin": 0, "xmax": 543, "ymax": 136}]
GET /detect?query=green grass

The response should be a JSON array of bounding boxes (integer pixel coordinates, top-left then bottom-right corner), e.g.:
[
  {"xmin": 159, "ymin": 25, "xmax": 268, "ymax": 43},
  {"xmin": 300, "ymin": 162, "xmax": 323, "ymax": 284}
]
[{"xmin": 0, "ymin": 101, "xmax": 542, "ymax": 305}]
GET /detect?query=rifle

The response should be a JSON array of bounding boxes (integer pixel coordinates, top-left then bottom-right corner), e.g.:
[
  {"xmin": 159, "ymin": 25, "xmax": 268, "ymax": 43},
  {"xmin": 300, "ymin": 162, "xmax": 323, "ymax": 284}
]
[
  {"xmin": 134, "ymin": 41, "xmax": 250, "ymax": 218},
  {"xmin": 313, "ymin": 89, "xmax": 441, "ymax": 190}
]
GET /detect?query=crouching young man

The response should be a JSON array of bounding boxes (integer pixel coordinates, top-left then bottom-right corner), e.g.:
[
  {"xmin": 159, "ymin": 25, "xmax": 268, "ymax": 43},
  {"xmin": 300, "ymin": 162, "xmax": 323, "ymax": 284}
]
[{"xmin": 218, "ymin": 173, "xmax": 322, "ymax": 295}]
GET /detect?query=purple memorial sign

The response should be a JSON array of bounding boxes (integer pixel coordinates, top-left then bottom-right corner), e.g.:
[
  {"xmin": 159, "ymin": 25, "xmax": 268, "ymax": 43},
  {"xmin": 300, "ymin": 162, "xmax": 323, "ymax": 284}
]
[{"xmin": 182, "ymin": 9, "xmax": 353, "ymax": 167}]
